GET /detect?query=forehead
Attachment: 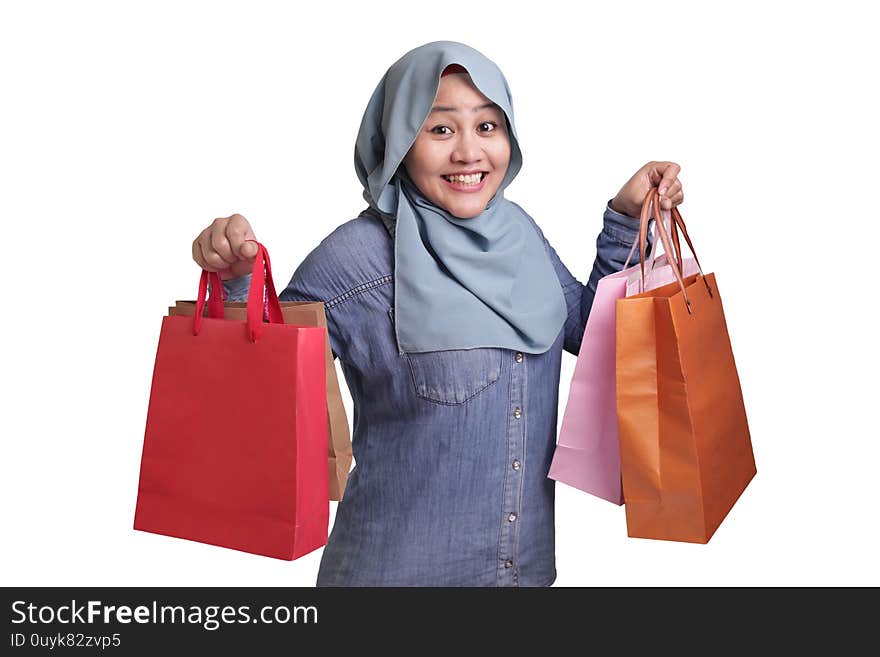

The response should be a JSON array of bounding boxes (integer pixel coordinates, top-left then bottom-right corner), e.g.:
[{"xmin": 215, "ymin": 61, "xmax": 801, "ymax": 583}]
[{"xmin": 432, "ymin": 73, "xmax": 499, "ymax": 110}]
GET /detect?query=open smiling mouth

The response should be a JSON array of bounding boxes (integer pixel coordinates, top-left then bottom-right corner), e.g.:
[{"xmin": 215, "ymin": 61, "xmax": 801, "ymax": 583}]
[{"xmin": 441, "ymin": 172, "xmax": 488, "ymax": 192}]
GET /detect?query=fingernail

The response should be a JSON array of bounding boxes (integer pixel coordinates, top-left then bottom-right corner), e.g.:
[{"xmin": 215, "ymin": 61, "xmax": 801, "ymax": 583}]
[{"xmin": 659, "ymin": 187, "xmax": 667, "ymax": 196}]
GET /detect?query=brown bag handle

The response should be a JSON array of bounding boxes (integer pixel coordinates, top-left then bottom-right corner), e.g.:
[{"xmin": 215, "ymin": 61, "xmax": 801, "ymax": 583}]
[
  {"xmin": 646, "ymin": 189, "xmax": 693, "ymax": 312},
  {"xmin": 628, "ymin": 192, "xmax": 685, "ymax": 285},
  {"xmin": 667, "ymin": 205, "xmax": 712, "ymax": 298},
  {"xmin": 636, "ymin": 189, "xmax": 684, "ymax": 280},
  {"xmin": 637, "ymin": 188, "xmax": 713, "ymax": 314}
]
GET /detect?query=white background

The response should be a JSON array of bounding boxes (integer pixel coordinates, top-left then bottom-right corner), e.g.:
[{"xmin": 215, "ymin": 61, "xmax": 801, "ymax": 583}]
[{"xmin": 2, "ymin": 0, "xmax": 877, "ymax": 587}]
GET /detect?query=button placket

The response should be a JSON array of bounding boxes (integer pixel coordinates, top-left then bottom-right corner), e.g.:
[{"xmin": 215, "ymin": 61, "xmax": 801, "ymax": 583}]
[{"xmin": 498, "ymin": 351, "xmax": 526, "ymax": 585}]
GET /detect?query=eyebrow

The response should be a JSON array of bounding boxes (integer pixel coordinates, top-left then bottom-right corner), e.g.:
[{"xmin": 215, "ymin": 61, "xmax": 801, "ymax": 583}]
[{"xmin": 429, "ymin": 102, "xmax": 500, "ymax": 114}]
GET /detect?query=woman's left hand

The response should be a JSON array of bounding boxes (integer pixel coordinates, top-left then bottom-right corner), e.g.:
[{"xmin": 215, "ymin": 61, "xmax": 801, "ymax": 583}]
[{"xmin": 610, "ymin": 161, "xmax": 683, "ymax": 218}]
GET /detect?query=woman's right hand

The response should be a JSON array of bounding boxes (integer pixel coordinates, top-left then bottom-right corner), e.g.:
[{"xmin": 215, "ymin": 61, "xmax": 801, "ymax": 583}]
[{"xmin": 191, "ymin": 213, "xmax": 258, "ymax": 280}]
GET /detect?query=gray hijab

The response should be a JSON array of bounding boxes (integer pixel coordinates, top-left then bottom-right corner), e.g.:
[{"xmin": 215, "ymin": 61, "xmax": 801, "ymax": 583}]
[{"xmin": 354, "ymin": 40, "xmax": 567, "ymax": 355}]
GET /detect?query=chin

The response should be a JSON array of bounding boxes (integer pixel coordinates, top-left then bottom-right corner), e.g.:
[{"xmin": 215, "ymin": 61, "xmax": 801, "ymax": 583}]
[{"xmin": 444, "ymin": 199, "xmax": 488, "ymax": 219}]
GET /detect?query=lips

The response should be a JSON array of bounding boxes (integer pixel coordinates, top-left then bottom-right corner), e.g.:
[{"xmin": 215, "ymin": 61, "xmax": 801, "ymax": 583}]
[{"xmin": 441, "ymin": 172, "xmax": 488, "ymax": 193}]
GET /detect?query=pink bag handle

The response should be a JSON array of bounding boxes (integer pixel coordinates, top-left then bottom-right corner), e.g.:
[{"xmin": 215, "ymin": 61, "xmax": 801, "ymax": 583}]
[{"xmin": 192, "ymin": 240, "xmax": 284, "ymax": 341}]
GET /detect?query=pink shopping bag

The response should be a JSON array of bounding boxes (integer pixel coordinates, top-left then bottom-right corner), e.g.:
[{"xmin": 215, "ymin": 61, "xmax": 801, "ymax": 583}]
[{"xmin": 548, "ymin": 207, "xmax": 698, "ymax": 504}]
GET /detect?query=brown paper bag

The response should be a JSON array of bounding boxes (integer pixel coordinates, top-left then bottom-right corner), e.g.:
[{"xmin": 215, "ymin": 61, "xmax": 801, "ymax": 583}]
[{"xmin": 169, "ymin": 300, "xmax": 353, "ymax": 501}]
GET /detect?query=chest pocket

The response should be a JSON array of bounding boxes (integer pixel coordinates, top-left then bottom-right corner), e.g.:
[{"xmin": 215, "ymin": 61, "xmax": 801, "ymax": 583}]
[{"xmin": 389, "ymin": 308, "xmax": 504, "ymax": 405}]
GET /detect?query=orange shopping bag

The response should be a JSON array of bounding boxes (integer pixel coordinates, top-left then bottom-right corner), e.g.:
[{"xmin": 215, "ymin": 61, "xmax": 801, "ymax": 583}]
[{"xmin": 616, "ymin": 188, "xmax": 756, "ymax": 543}]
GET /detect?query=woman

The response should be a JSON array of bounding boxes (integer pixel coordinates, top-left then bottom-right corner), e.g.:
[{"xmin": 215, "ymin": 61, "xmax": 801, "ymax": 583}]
[{"xmin": 191, "ymin": 40, "xmax": 684, "ymax": 586}]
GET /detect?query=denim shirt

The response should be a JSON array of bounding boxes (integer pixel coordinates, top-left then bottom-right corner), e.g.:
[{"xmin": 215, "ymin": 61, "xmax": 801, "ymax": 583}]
[{"xmin": 223, "ymin": 200, "xmax": 650, "ymax": 586}]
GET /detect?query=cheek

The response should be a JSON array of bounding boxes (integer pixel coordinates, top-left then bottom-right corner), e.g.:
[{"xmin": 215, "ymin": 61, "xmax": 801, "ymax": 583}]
[
  {"xmin": 502, "ymin": 140, "xmax": 512, "ymax": 163},
  {"xmin": 490, "ymin": 144, "xmax": 511, "ymax": 182},
  {"xmin": 490, "ymin": 138, "xmax": 512, "ymax": 167},
  {"xmin": 407, "ymin": 141, "xmax": 444, "ymax": 177}
]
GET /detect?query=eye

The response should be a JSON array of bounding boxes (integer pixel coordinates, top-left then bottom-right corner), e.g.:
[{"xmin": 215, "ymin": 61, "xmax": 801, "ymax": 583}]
[
  {"xmin": 430, "ymin": 125, "xmax": 453, "ymax": 135},
  {"xmin": 479, "ymin": 121, "xmax": 498, "ymax": 132}
]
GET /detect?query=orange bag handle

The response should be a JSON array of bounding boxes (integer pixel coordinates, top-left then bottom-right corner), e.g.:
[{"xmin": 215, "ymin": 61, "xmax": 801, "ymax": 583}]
[
  {"xmin": 625, "ymin": 198, "xmax": 684, "ymax": 290},
  {"xmin": 666, "ymin": 204, "xmax": 712, "ymax": 299},
  {"xmin": 637, "ymin": 188, "xmax": 713, "ymax": 314}
]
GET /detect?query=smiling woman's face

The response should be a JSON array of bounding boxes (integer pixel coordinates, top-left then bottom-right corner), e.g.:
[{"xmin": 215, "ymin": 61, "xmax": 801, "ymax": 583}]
[{"xmin": 402, "ymin": 72, "xmax": 511, "ymax": 219}]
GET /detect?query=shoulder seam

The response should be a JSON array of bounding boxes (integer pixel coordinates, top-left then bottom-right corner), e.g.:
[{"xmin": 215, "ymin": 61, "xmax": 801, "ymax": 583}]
[{"xmin": 325, "ymin": 274, "xmax": 393, "ymax": 311}]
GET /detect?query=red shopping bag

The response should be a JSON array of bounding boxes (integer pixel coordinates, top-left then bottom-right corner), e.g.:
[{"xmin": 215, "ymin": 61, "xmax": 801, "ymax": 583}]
[{"xmin": 134, "ymin": 241, "xmax": 329, "ymax": 560}]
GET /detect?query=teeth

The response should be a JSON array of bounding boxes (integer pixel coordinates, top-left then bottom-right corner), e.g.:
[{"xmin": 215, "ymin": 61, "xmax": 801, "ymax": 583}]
[{"xmin": 444, "ymin": 173, "xmax": 483, "ymax": 184}]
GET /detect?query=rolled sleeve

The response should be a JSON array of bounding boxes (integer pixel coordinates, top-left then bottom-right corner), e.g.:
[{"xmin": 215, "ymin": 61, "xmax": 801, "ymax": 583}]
[
  {"xmin": 221, "ymin": 273, "xmax": 252, "ymax": 303},
  {"xmin": 602, "ymin": 198, "xmax": 653, "ymax": 255}
]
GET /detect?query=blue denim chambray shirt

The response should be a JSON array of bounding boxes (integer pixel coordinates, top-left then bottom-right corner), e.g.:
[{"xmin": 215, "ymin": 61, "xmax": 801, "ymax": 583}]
[{"xmin": 223, "ymin": 200, "xmax": 651, "ymax": 586}]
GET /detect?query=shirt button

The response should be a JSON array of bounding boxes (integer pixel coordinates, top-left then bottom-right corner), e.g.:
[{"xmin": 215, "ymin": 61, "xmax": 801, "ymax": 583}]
[
  {"xmin": 515, "ymin": 352, "xmax": 523, "ymax": 363},
  {"xmin": 513, "ymin": 407, "xmax": 522, "ymax": 419},
  {"xmin": 512, "ymin": 459, "xmax": 521, "ymax": 471},
  {"xmin": 508, "ymin": 512, "xmax": 517, "ymax": 522},
  {"xmin": 504, "ymin": 559, "xmax": 514, "ymax": 569}
]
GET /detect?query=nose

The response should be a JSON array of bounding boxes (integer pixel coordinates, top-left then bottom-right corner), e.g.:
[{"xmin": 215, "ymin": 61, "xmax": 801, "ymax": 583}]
[{"xmin": 451, "ymin": 129, "xmax": 483, "ymax": 165}]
